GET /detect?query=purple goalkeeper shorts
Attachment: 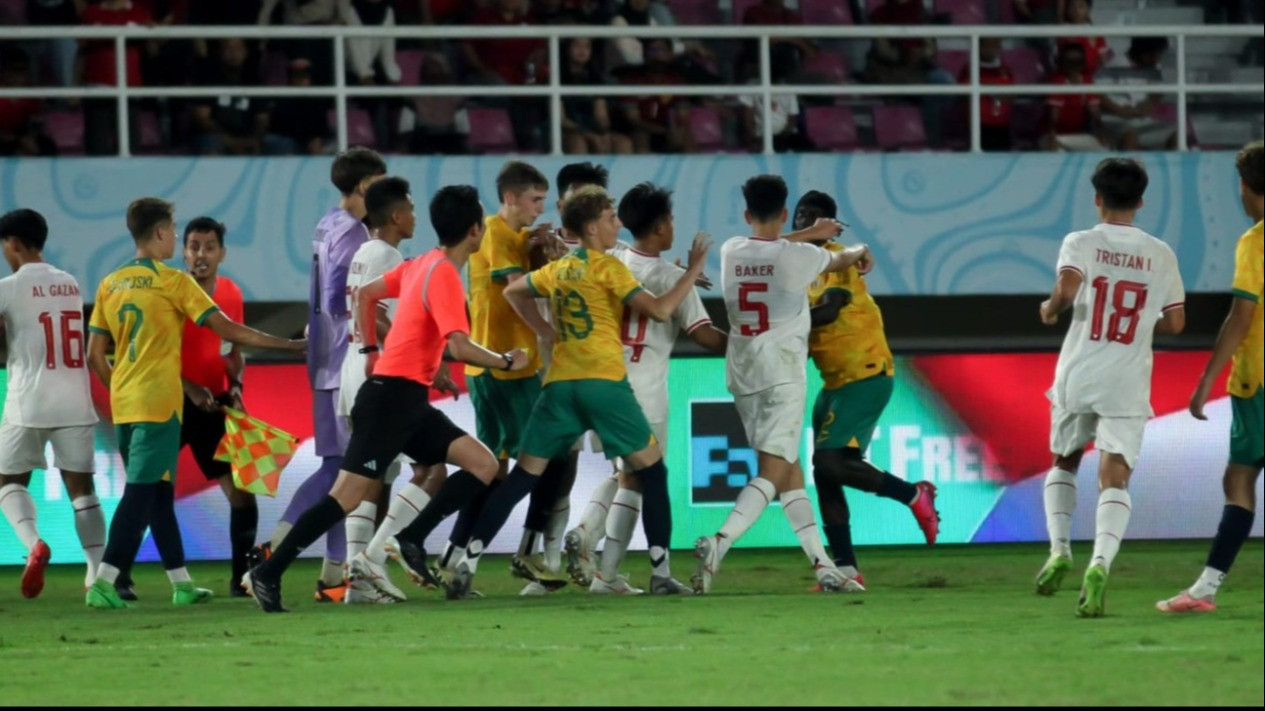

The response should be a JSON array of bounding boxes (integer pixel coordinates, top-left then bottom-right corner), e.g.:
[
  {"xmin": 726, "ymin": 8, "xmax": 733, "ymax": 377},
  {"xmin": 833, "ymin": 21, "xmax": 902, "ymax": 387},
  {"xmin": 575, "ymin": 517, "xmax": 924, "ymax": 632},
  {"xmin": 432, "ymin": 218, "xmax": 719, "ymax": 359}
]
[{"xmin": 314, "ymin": 389, "xmax": 350, "ymax": 458}]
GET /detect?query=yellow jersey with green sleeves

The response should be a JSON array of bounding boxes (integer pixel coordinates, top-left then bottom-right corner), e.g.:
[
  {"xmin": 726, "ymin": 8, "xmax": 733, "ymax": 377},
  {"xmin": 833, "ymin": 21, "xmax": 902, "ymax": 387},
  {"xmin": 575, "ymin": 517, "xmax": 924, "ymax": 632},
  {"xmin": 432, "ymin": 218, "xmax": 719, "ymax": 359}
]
[
  {"xmin": 807, "ymin": 242, "xmax": 894, "ymax": 389},
  {"xmin": 466, "ymin": 215, "xmax": 542, "ymax": 380},
  {"xmin": 88, "ymin": 258, "xmax": 218, "ymax": 424},
  {"xmin": 1228, "ymin": 221, "xmax": 1263, "ymax": 398},
  {"xmin": 527, "ymin": 248, "xmax": 644, "ymax": 385}
]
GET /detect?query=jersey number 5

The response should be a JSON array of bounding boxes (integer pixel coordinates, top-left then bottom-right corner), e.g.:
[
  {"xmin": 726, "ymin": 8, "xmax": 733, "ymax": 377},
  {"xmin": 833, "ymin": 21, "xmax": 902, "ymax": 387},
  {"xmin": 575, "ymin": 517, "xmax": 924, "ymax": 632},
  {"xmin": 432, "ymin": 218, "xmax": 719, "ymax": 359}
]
[
  {"xmin": 1089, "ymin": 277, "xmax": 1148, "ymax": 345},
  {"xmin": 38, "ymin": 310, "xmax": 85, "ymax": 370},
  {"xmin": 738, "ymin": 283, "xmax": 770, "ymax": 336}
]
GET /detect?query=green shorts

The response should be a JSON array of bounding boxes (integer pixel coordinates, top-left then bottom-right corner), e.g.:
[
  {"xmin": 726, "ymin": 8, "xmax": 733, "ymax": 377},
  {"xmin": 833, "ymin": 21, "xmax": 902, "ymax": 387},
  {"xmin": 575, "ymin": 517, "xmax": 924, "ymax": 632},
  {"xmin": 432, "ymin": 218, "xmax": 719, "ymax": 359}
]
[
  {"xmin": 1229, "ymin": 387, "xmax": 1264, "ymax": 468},
  {"xmin": 469, "ymin": 372, "xmax": 542, "ymax": 460},
  {"xmin": 116, "ymin": 416, "xmax": 182, "ymax": 485},
  {"xmin": 521, "ymin": 379, "xmax": 654, "ymax": 461},
  {"xmin": 812, "ymin": 374, "xmax": 894, "ymax": 452}
]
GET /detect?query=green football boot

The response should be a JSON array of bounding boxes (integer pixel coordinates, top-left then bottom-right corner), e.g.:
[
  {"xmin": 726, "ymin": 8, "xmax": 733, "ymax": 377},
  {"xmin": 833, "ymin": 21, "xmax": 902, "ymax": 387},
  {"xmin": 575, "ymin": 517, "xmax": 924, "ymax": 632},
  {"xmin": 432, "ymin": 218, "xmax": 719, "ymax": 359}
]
[
  {"xmin": 1076, "ymin": 564, "xmax": 1108, "ymax": 618},
  {"xmin": 86, "ymin": 579, "xmax": 134, "ymax": 609},
  {"xmin": 1035, "ymin": 554, "xmax": 1074, "ymax": 596}
]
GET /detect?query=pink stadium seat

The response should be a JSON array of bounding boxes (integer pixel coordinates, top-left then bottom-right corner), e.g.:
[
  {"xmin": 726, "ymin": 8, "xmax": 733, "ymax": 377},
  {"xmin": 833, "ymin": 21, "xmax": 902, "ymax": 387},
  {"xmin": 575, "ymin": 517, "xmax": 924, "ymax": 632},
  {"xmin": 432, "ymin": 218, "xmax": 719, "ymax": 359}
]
[
  {"xmin": 326, "ymin": 108, "xmax": 378, "ymax": 149},
  {"xmin": 872, "ymin": 104, "xmax": 927, "ymax": 150},
  {"xmin": 731, "ymin": 0, "xmax": 760, "ymax": 23},
  {"xmin": 935, "ymin": 0, "xmax": 987, "ymax": 24},
  {"xmin": 262, "ymin": 50, "xmax": 289, "ymax": 87},
  {"xmin": 0, "ymin": 0, "xmax": 26, "ymax": 24},
  {"xmin": 43, "ymin": 110, "xmax": 84, "ymax": 154},
  {"xmin": 1002, "ymin": 47, "xmax": 1046, "ymax": 86},
  {"xmin": 668, "ymin": 0, "xmax": 722, "ymax": 25},
  {"xmin": 802, "ymin": 51, "xmax": 850, "ymax": 84},
  {"xmin": 136, "ymin": 110, "xmax": 162, "ymax": 152},
  {"xmin": 466, "ymin": 108, "xmax": 517, "ymax": 153},
  {"xmin": 804, "ymin": 106, "xmax": 858, "ymax": 151},
  {"xmin": 800, "ymin": 0, "xmax": 854, "ymax": 25},
  {"xmin": 688, "ymin": 107, "xmax": 725, "ymax": 153},
  {"xmin": 396, "ymin": 50, "xmax": 423, "ymax": 86},
  {"xmin": 937, "ymin": 49, "xmax": 970, "ymax": 79}
]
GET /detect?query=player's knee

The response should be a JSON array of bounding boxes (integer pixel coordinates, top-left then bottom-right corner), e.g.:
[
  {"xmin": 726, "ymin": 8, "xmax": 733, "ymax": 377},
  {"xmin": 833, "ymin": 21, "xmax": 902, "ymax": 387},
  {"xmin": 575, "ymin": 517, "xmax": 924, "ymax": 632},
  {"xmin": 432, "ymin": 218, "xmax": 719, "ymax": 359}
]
[
  {"xmin": 1222, "ymin": 465, "xmax": 1260, "ymax": 508},
  {"xmin": 468, "ymin": 455, "xmax": 500, "ymax": 484}
]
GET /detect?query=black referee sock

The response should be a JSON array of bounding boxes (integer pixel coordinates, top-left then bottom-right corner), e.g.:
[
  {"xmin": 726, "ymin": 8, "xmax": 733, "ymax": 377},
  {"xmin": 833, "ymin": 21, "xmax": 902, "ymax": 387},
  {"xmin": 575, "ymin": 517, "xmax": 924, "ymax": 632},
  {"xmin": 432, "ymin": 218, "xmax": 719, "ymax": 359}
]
[
  {"xmin": 148, "ymin": 481, "xmax": 186, "ymax": 572},
  {"xmin": 466, "ymin": 466, "xmax": 539, "ymax": 557},
  {"xmin": 448, "ymin": 477, "xmax": 499, "ymax": 549},
  {"xmin": 1206, "ymin": 505, "xmax": 1255, "ymax": 573},
  {"xmin": 257, "ymin": 496, "xmax": 345, "ymax": 581},
  {"xmin": 401, "ymin": 470, "xmax": 487, "ymax": 547},
  {"xmin": 634, "ymin": 460, "xmax": 672, "ymax": 552},
  {"xmin": 101, "ymin": 483, "xmax": 159, "ymax": 573},
  {"xmin": 230, "ymin": 502, "xmax": 259, "ymax": 585}
]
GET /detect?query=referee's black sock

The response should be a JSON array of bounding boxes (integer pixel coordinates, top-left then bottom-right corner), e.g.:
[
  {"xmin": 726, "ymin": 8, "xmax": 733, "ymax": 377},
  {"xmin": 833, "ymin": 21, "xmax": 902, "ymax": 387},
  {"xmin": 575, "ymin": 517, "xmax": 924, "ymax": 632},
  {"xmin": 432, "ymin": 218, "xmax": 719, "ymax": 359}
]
[
  {"xmin": 465, "ymin": 466, "xmax": 539, "ymax": 568},
  {"xmin": 256, "ymin": 496, "xmax": 345, "ymax": 582},
  {"xmin": 402, "ymin": 470, "xmax": 487, "ymax": 548},
  {"xmin": 230, "ymin": 501, "xmax": 259, "ymax": 587}
]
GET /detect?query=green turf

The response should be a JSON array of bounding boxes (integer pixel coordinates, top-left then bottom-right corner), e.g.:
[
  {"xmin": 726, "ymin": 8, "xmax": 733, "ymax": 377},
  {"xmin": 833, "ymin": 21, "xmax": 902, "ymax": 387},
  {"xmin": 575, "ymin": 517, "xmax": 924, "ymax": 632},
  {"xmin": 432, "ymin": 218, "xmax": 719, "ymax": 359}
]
[{"xmin": 0, "ymin": 540, "xmax": 1261, "ymax": 706}]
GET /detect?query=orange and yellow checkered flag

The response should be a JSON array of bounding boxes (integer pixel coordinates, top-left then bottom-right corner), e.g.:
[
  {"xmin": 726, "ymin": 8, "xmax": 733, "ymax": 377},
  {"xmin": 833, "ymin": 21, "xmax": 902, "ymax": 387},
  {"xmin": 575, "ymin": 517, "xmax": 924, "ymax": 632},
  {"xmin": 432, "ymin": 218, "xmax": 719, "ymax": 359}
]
[{"xmin": 213, "ymin": 407, "xmax": 300, "ymax": 497}]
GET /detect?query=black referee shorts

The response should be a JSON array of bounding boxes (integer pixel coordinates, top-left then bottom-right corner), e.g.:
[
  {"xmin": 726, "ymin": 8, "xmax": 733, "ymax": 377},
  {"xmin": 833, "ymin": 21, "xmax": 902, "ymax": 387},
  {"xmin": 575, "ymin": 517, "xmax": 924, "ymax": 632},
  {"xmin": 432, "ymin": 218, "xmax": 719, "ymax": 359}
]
[
  {"xmin": 180, "ymin": 393, "xmax": 233, "ymax": 481},
  {"xmin": 342, "ymin": 376, "xmax": 466, "ymax": 479}
]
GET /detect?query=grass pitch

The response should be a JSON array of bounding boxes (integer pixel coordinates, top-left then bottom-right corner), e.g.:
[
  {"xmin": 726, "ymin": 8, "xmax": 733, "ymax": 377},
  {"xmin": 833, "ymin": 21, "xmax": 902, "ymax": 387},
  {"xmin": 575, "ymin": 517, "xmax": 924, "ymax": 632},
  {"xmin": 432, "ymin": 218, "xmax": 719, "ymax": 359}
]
[{"xmin": 0, "ymin": 540, "xmax": 1260, "ymax": 706}]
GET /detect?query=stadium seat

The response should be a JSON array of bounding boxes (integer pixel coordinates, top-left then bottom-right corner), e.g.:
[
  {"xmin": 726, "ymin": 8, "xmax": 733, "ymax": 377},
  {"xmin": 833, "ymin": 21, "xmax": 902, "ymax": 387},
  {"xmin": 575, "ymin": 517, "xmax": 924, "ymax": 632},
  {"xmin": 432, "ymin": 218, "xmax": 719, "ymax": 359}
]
[
  {"xmin": 864, "ymin": 0, "xmax": 886, "ymax": 19},
  {"xmin": 996, "ymin": 0, "xmax": 1016, "ymax": 23},
  {"xmin": 800, "ymin": 0, "xmax": 854, "ymax": 25},
  {"xmin": 466, "ymin": 108, "xmax": 517, "ymax": 153},
  {"xmin": 802, "ymin": 51, "xmax": 850, "ymax": 84},
  {"xmin": 396, "ymin": 50, "xmax": 423, "ymax": 86},
  {"xmin": 1002, "ymin": 47, "xmax": 1046, "ymax": 87},
  {"xmin": 326, "ymin": 108, "xmax": 378, "ymax": 149},
  {"xmin": 43, "ymin": 111, "xmax": 84, "ymax": 155},
  {"xmin": 731, "ymin": 0, "xmax": 760, "ymax": 23},
  {"xmin": 937, "ymin": 49, "xmax": 970, "ymax": 80},
  {"xmin": 1150, "ymin": 102, "xmax": 1200, "ymax": 147},
  {"xmin": 872, "ymin": 104, "xmax": 927, "ymax": 150},
  {"xmin": 262, "ymin": 50, "xmax": 289, "ymax": 87},
  {"xmin": 668, "ymin": 0, "xmax": 722, "ymax": 25},
  {"xmin": 136, "ymin": 111, "xmax": 163, "ymax": 152},
  {"xmin": 935, "ymin": 0, "xmax": 987, "ymax": 24},
  {"xmin": 0, "ymin": 0, "xmax": 25, "ymax": 24},
  {"xmin": 688, "ymin": 107, "xmax": 726, "ymax": 153},
  {"xmin": 1009, "ymin": 99, "xmax": 1046, "ymax": 149},
  {"xmin": 804, "ymin": 106, "xmax": 858, "ymax": 151}
]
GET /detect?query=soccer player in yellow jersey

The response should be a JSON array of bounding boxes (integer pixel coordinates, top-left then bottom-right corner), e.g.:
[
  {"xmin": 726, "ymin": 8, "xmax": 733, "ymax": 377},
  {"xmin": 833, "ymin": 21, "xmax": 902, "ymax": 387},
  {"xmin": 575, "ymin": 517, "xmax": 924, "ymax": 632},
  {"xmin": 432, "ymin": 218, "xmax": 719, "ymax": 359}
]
[
  {"xmin": 83, "ymin": 198, "xmax": 303, "ymax": 609},
  {"xmin": 439, "ymin": 185, "xmax": 710, "ymax": 598},
  {"xmin": 1159, "ymin": 140, "xmax": 1264, "ymax": 614},
  {"xmin": 799, "ymin": 191, "xmax": 940, "ymax": 588}
]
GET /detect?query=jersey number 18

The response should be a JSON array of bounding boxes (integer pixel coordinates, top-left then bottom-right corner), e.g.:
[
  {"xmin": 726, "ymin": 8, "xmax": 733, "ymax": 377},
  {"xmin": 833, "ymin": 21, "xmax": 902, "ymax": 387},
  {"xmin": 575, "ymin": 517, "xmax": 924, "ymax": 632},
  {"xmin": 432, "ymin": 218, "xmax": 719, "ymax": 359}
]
[{"xmin": 1089, "ymin": 277, "xmax": 1148, "ymax": 346}]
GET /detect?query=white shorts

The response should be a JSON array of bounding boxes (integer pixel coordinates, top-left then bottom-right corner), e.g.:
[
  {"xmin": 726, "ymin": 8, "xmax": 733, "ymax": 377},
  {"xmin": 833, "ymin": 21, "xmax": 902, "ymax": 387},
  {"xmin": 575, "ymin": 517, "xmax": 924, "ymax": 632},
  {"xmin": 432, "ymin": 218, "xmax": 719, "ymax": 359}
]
[
  {"xmin": 0, "ymin": 423, "xmax": 95, "ymax": 475},
  {"xmin": 734, "ymin": 383, "xmax": 807, "ymax": 464},
  {"xmin": 1049, "ymin": 404, "xmax": 1147, "ymax": 470}
]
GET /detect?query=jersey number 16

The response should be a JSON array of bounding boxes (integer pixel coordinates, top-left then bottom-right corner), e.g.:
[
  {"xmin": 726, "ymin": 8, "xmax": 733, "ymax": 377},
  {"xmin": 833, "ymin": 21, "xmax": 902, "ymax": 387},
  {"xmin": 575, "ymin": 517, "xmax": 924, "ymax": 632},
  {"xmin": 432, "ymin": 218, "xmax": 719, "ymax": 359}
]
[{"xmin": 39, "ymin": 310, "xmax": 85, "ymax": 370}]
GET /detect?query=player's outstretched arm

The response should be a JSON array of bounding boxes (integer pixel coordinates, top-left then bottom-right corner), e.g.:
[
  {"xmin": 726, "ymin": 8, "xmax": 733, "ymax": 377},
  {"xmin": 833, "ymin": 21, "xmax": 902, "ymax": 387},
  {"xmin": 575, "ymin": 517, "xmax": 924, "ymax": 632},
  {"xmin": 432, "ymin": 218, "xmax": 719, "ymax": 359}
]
[
  {"xmin": 825, "ymin": 244, "xmax": 872, "ymax": 275},
  {"xmin": 785, "ymin": 218, "xmax": 845, "ymax": 244},
  {"xmin": 87, "ymin": 331, "xmax": 112, "ymax": 389},
  {"xmin": 627, "ymin": 233, "xmax": 712, "ymax": 322},
  {"xmin": 688, "ymin": 324, "xmax": 728, "ymax": 355},
  {"xmin": 504, "ymin": 277, "xmax": 558, "ymax": 343},
  {"xmin": 204, "ymin": 311, "xmax": 305, "ymax": 353},
  {"xmin": 447, "ymin": 332, "xmax": 530, "ymax": 372},
  {"xmin": 1155, "ymin": 306, "xmax": 1186, "ymax": 336},
  {"xmin": 810, "ymin": 290, "xmax": 851, "ymax": 328},
  {"xmin": 1040, "ymin": 269, "xmax": 1083, "ymax": 325},
  {"xmin": 1189, "ymin": 297, "xmax": 1255, "ymax": 420}
]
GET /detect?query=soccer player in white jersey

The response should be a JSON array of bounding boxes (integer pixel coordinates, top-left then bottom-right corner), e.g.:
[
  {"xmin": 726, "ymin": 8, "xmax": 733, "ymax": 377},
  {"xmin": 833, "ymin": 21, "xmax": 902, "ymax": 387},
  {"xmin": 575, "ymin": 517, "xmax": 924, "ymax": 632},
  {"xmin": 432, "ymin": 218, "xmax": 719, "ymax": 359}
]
[
  {"xmin": 1035, "ymin": 157, "xmax": 1186, "ymax": 618},
  {"xmin": 692, "ymin": 175, "xmax": 872, "ymax": 594},
  {"xmin": 0, "ymin": 208, "xmax": 106, "ymax": 598},
  {"xmin": 567, "ymin": 182, "xmax": 730, "ymax": 596}
]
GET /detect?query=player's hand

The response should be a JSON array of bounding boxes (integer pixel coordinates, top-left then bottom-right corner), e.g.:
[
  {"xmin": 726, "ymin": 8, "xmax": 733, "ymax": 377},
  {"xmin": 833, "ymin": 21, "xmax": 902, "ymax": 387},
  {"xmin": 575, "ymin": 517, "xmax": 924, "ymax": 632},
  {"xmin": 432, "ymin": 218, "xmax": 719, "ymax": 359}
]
[
  {"xmin": 434, "ymin": 367, "xmax": 461, "ymax": 401},
  {"xmin": 674, "ymin": 258, "xmax": 713, "ymax": 290},
  {"xmin": 505, "ymin": 348, "xmax": 530, "ymax": 372},
  {"xmin": 229, "ymin": 386, "xmax": 246, "ymax": 413},
  {"xmin": 809, "ymin": 218, "xmax": 845, "ymax": 242},
  {"xmin": 850, "ymin": 244, "xmax": 874, "ymax": 275},
  {"xmin": 365, "ymin": 350, "xmax": 380, "ymax": 379},
  {"xmin": 530, "ymin": 223, "xmax": 555, "ymax": 247},
  {"xmin": 686, "ymin": 233, "xmax": 712, "ymax": 274},
  {"xmin": 187, "ymin": 385, "xmax": 217, "ymax": 413},
  {"xmin": 287, "ymin": 338, "xmax": 307, "ymax": 353},
  {"xmin": 1039, "ymin": 300, "xmax": 1059, "ymax": 326},
  {"xmin": 1189, "ymin": 380, "xmax": 1213, "ymax": 421}
]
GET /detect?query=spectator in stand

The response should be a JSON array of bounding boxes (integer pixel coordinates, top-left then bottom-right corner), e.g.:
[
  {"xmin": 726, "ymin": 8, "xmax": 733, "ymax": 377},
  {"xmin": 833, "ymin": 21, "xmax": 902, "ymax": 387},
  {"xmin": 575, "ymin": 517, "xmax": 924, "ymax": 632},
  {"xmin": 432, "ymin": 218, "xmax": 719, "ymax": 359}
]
[
  {"xmin": 77, "ymin": 0, "xmax": 152, "ymax": 156},
  {"xmin": 1013, "ymin": 0, "xmax": 1062, "ymax": 61},
  {"xmin": 614, "ymin": 37, "xmax": 694, "ymax": 154},
  {"xmin": 738, "ymin": 61, "xmax": 806, "ymax": 153},
  {"xmin": 266, "ymin": 58, "xmax": 333, "ymax": 155},
  {"xmin": 1042, "ymin": 42, "xmax": 1104, "ymax": 151},
  {"xmin": 739, "ymin": 0, "xmax": 817, "ymax": 82},
  {"xmin": 258, "ymin": 0, "xmax": 340, "ymax": 86},
  {"xmin": 462, "ymin": 0, "xmax": 547, "ymax": 149},
  {"xmin": 190, "ymin": 38, "xmax": 283, "ymax": 155},
  {"xmin": 0, "ymin": 47, "xmax": 56, "ymax": 156},
  {"xmin": 959, "ymin": 37, "xmax": 1015, "ymax": 152},
  {"xmin": 1097, "ymin": 36, "xmax": 1176, "ymax": 150},
  {"xmin": 561, "ymin": 37, "xmax": 633, "ymax": 155},
  {"xmin": 534, "ymin": 0, "xmax": 584, "ymax": 24},
  {"xmin": 26, "ymin": 0, "xmax": 84, "ymax": 88},
  {"xmin": 341, "ymin": 0, "xmax": 403, "ymax": 86},
  {"xmin": 864, "ymin": 0, "xmax": 956, "ymax": 147},
  {"xmin": 190, "ymin": 0, "xmax": 262, "ymax": 24},
  {"xmin": 610, "ymin": 0, "xmax": 670, "ymax": 67},
  {"xmin": 1056, "ymin": 0, "xmax": 1110, "ymax": 76},
  {"xmin": 398, "ymin": 52, "xmax": 468, "ymax": 154}
]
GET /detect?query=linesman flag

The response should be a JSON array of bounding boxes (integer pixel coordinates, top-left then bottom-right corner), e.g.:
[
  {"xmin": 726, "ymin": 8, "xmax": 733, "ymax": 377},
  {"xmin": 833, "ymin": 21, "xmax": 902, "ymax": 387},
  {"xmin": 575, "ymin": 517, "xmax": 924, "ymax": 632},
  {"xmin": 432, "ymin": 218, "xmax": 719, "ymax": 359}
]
[{"xmin": 213, "ymin": 407, "xmax": 300, "ymax": 497}]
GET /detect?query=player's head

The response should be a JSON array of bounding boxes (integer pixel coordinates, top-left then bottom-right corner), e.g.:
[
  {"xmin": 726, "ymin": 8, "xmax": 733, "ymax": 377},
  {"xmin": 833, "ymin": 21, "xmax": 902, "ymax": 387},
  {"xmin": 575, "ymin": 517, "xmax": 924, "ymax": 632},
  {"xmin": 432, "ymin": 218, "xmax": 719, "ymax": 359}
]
[
  {"xmin": 431, "ymin": 185, "xmax": 485, "ymax": 251},
  {"xmin": 742, "ymin": 175, "xmax": 789, "ymax": 229},
  {"xmin": 1091, "ymin": 158, "xmax": 1148, "ymax": 213},
  {"xmin": 562, "ymin": 185, "xmax": 620, "ymax": 251},
  {"xmin": 127, "ymin": 197, "xmax": 178, "ymax": 259},
  {"xmin": 793, "ymin": 190, "xmax": 837, "ymax": 238},
  {"xmin": 365, "ymin": 176, "xmax": 416, "ymax": 240},
  {"xmin": 330, "ymin": 147, "xmax": 387, "ymax": 198},
  {"xmin": 1236, "ymin": 140, "xmax": 1264, "ymax": 219},
  {"xmin": 1057, "ymin": 42, "xmax": 1086, "ymax": 74},
  {"xmin": 556, "ymin": 162, "xmax": 609, "ymax": 207},
  {"xmin": 1126, "ymin": 36, "xmax": 1168, "ymax": 69},
  {"xmin": 0, "ymin": 208, "xmax": 48, "ymax": 272},
  {"xmin": 183, "ymin": 216, "xmax": 227, "ymax": 281},
  {"xmin": 618, "ymin": 182, "xmax": 674, "ymax": 248},
  {"xmin": 497, "ymin": 160, "xmax": 549, "ymax": 228}
]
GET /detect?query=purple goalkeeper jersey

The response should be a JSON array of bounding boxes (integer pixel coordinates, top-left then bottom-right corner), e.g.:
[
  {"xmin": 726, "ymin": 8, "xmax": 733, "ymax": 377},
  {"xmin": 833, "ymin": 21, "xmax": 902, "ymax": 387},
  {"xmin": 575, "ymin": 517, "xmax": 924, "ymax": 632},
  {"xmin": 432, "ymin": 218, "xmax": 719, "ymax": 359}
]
[{"xmin": 307, "ymin": 207, "xmax": 369, "ymax": 391}]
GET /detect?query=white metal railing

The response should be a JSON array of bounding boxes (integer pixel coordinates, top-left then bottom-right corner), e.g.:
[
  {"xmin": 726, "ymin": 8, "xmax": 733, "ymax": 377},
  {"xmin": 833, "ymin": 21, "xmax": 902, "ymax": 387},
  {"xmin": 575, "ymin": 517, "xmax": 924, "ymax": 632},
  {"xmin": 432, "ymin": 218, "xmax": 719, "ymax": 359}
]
[{"xmin": 1, "ymin": 23, "xmax": 1261, "ymax": 155}]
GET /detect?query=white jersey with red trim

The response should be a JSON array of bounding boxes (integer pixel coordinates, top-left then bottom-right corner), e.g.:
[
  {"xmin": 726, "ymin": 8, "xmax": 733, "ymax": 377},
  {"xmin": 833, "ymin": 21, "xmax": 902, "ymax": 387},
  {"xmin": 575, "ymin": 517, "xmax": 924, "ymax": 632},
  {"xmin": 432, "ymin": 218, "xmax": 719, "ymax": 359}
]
[
  {"xmin": 721, "ymin": 236, "xmax": 833, "ymax": 396},
  {"xmin": 1050, "ymin": 222, "xmax": 1185, "ymax": 417},
  {"xmin": 616, "ymin": 247, "xmax": 711, "ymax": 423}
]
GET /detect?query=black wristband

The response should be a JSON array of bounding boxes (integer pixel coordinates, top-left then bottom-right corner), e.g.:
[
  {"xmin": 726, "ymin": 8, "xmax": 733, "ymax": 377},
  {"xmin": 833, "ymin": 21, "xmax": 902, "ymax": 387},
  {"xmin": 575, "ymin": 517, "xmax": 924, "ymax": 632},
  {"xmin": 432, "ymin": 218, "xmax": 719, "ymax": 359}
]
[
  {"xmin": 360, "ymin": 345, "xmax": 380, "ymax": 355},
  {"xmin": 501, "ymin": 353, "xmax": 514, "ymax": 371}
]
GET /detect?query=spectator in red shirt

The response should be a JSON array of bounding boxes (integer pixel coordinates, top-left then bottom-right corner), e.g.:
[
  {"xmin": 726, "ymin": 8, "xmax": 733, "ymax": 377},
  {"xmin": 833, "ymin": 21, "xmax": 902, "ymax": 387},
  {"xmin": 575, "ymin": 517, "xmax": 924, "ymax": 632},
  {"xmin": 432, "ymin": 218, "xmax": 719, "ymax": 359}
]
[
  {"xmin": 958, "ymin": 38, "xmax": 1015, "ymax": 152},
  {"xmin": 77, "ymin": 0, "xmax": 153, "ymax": 155},
  {"xmin": 0, "ymin": 48, "xmax": 56, "ymax": 157},
  {"xmin": 739, "ymin": 0, "xmax": 817, "ymax": 83},
  {"xmin": 1056, "ymin": 0, "xmax": 1111, "ymax": 76},
  {"xmin": 462, "ymin": 0, "xmax": 546, "ymax": 86},
  {"xmin": 1042, "ymin": 42, "xmax": 1104, "ymax": 151}
]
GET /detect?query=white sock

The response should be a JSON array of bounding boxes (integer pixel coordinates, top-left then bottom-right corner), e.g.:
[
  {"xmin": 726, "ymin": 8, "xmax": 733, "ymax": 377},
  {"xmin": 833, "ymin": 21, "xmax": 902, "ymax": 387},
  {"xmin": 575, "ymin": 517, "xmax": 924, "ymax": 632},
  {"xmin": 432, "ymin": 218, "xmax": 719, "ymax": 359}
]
[
  {"xmin": 780, "ymin": 488, "xmax": 832, "ymax": 569},
  {"xmin": 1090, "ymin": 488, "xmax": 1132, "ymax": 573},
  {"xmin": 717, "ymin": 477, "xmax": 777, "ymax": 560},
  {"xmin": 320, "ymin": 558, "xmax": 345, "ymax": 586},
  {"xmin": 601, "ymin": 488, "xmax": 641, "ymax": 581},
  {"xmin": 73, "ymin": 494, "xmax": 106, "ymax": 586},
  {"xmin": 345, "ymin": 501, "xmax": 377, "ymax": 562},
  {"xmin": 580, "ymin": 475, "xmax": 620, "ymax": 549},
  {"xmin": 0, "ymin": 483, "xmax": 40, "ymax": 551},
  {"xmin": 268, "ymin": 520, "xmax": 293, "ymax": 550},
  {"xmin": 544, "ymin": 497, "xmax": 570, "ymax": 573},
  {"xmin": 365, "ymin": 483, "xmax": 430, "ymax": 565},
  {"xmin": 1189, "ymin": 566, "xmax": 1226, "ymax": 599},
  {"xmin": 440, "ymin": 543, "xmax": 465, "ymax": 572},
  {"xmin": 1043, "ymin": 468, "xmax": 1077, "ymax": 557},
  {"xmin": 95, "ymin": 562, "xmax": 121, "ymax": 585},
  {"xmin": 166, "ymin": 566, "xmax": 192, "ymax": 585},
  {"xmin": 463, "ymin": 540, "xmax": 485, "ymax": 574},
  {"xmin": 649, "ymin": 546, "xmax": 671, "ymax": 578}
]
